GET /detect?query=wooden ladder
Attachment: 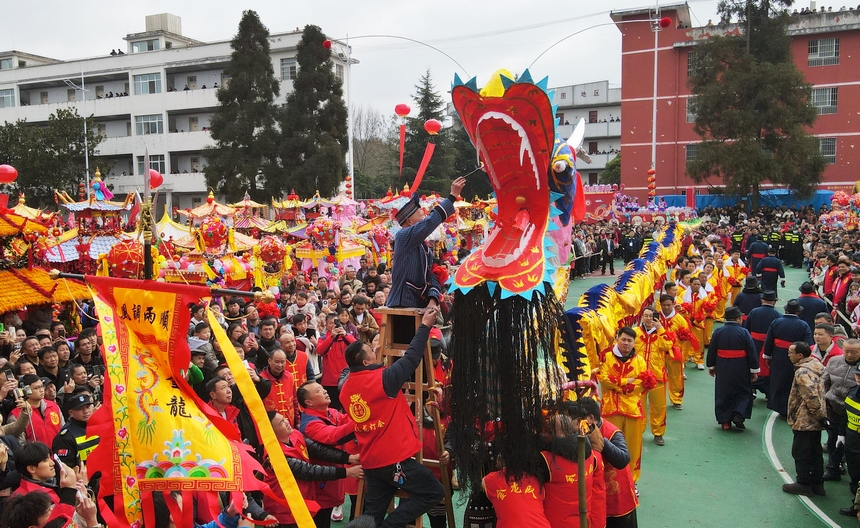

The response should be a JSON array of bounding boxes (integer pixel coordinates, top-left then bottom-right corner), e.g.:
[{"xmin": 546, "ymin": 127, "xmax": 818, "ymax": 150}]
[{"xmin": 353, "ymin": 306, "xmax": 456, "ymax": 528}]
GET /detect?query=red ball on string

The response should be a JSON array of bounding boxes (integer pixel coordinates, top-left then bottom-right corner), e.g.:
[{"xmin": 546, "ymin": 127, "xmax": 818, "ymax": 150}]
[
  {"xmin": 424, "ymin": 119, "xmax": 442, "ymax": 135},
  {"xmin": 322, "ymin": 40, "xmax": 332, "ymax": 50},
  {"xmin": 0, "ymin": 164, "xmax": 18, "ymax": 184},
  {"xmin": 647, "ymin": 168, "xmax": 656, "ymax": 175},
  {"xmin": 149, "ymin": 169, "xmax": 163, "ymax": 189},
  {"xmin": 395, "ymin": 104, "xmax": 411, "ymax": 117},
  {"xmin": 659, "ymin": 17, "xmax": 672, "ymax": 28}
]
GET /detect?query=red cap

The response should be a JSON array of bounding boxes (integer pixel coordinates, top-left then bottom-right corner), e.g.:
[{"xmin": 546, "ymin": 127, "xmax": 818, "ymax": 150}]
[{"xmin": 429, "ymin": 327, "xmax": 442, "ymax": 340}]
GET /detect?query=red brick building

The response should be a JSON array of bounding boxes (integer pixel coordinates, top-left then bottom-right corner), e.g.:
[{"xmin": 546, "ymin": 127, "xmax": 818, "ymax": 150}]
[{"xmin": 612, "ymin": 3, "xmax": 860, "ymax": 200}]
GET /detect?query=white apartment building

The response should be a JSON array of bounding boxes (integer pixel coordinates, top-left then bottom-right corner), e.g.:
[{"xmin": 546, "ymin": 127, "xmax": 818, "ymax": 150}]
[
  {"xmin": 552, "ymin": 80, "xmax": 621, "ymax": 184},
  {"xmin": 0, "ymin": 13, "xmax": 353, "ymax": 214}
]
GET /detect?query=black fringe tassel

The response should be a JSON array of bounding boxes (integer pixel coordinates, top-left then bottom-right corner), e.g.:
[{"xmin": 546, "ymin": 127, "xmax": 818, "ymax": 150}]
[{"xmin": 448, "ymin": 283, "xmax": 565, "ymax": 495}]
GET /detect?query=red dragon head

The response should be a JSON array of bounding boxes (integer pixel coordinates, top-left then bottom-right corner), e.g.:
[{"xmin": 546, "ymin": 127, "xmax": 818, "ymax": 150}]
[{"xmin": 450, "ymin": 70, "xmax": 559, "ymax": 297}]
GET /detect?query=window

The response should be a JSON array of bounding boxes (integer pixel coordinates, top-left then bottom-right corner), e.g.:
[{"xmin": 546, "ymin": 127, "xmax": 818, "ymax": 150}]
[
  {"xmin": 137, "ymin": 155, "xmax": 165, "ymax": 175},
  {"xmin": 135, "ymin": 114, "xmax": 164, "ymax": 135},
  {"xmin": 811, "ymin": 87, "xmax": 837, "ymax": 115},
  {"xmin": 687, "ymin": 50, "xmax": 697, "ymax": 77},
  {"xmin": 0, "ymin": 58, "xmax": 12, "ymax": 70},
  {"xmin": 67, "ymin": 89, "xmax": 76, "ymax": 102},
  {"xmin": 281, "ymin": 58, "xmax": 297, "ymax": 81},
  {"xmin": 685, "ymin": 143, "xmax": 700, "ymax": 162},
  {"xmin": 0, "ymin": 89, "xmax": 14, "ymax": 108},
  {"xmin": 132, "ymin": 39, "xmax": 160, "ymax": 53},
  {"xmin": 686, "ymin": 97, "xmax": 697, "ymax": 123},
  {"xmin": 133, "ymin": 73, "xmax": 162, "ymax": 95},
  {"xmin": 809, "ymin": 38, "xmax": 839, "ymax": 66},
  {"xmin": 819, "ymin": 138, "xmax": 836, "ymax": 164},
  {"xmin": 335, "ymin": 63, "xmax": 344, "ymax": 80},
  {"xmin": 588, "ymin": 110, "xmax": 598, "ymax": 123}
]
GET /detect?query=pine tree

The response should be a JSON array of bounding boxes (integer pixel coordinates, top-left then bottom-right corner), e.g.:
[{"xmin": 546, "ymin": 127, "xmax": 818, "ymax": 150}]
[
  {"xmin": 401, "ymin": 70, "xmax": 455, "ymax": 195},
  {"xmin": 204, "ymin": 10, "xmax": 280, "ymax": 201},
  {"xmin": 687, "ymin": 1, "xmax": 824, "ymax": 208},
  {"xmin": 276, "ymin": 25, "xmax": 349, "ymax": 198}
]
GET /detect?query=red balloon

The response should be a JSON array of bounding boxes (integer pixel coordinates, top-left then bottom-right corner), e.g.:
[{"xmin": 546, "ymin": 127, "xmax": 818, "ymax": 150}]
[
  {"xmin": 659, "ymin": 17, "xmax": 672, "ymax": 29},
  {"xmin": 322, "ymin": 39, "xmax": 332, "ymax": 49},
  {"xmin": 424, "ymin": 119, "xmax": 442, "ymax": 135},
  {"xmin": 395, "ymin": 104, "xmax": 411, "ymax": 117},
  {"xmin": 149, "ymin": 169, "xmax": 163, "ymax": 189},
  {"xmin": 0, "ymin": 164, "xmax": 18, "ymax": 184}
]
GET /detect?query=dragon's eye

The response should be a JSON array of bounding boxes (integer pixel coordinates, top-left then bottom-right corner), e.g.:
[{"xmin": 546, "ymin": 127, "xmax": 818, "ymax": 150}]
[{"xmin": 553, "ymin": 160, "xmax": 567, "ymax": 173}]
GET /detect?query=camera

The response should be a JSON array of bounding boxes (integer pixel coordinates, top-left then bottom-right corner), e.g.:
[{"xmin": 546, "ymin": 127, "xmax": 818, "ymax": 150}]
[
  {"xmin": 3, "ymin": 369, "xmax": 13, "ymax": 381},
  {"xmin": 12, "ymin": 388, "xmax": 24, "ymax": 400},
  {"xmin": 334, "ymin": 320, "xmax": 342, "ymax": 329}
]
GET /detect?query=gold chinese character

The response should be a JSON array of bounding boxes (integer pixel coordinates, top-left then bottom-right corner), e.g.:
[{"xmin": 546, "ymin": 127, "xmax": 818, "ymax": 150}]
[
  {"xmin": 495, "ymin": 490, "xmax": 506, "ymax": 500},
  {"xmin": 509, "ymin": 482, "xmax": 522, "ymax": 494}
]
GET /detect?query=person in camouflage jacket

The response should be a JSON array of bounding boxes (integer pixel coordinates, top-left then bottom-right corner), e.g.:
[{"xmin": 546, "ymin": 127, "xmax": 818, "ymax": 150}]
[{"xmin": 784, "ymin": 341, "xmax": 828, "ymax": 496}]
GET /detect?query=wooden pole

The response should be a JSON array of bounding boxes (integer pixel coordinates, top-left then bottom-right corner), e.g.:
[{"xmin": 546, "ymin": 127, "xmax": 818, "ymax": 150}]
[
  {"xmin": 143, "ymin": 149, "xmax": 153, "ymax": 280},
  {"xmin": 577, "ymin": 434, "xmax": 588, "ymax": 528},
  {"xmin": 48, "ymin": 270, "xmax": 274, "ymax": 303}
]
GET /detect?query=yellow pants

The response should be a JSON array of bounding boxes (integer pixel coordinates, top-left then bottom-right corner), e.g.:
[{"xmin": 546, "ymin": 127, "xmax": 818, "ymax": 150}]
[
  {"xmin": 690, "ymin": 324, "xmax": 705, "ymax": 365},
  {"xmin": 642, "ymin": 382, "xmax": 667, "ymax": 437},
  {"xmin": 666, "ymin": 359, "xmax": 685, "ymax": 405},
  {"xmin": 606, "ymin": 414, "xmax": 646, "ymax": 483},
  {"xmin": 704, "ymin": 318, "xmax": 714, "ymax": 346},
  {"xmin": 715, "ymin": 297, "xmax": 727, "ymax": 320},
  {"xmin": 731, "ymin": 285, "xmax": 741, "ymax": 304}
]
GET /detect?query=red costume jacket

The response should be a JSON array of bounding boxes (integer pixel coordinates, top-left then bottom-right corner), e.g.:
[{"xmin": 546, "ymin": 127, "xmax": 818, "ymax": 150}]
[
  {"xmin": 259, "ymin": 368, "xmax": 300, "ymax": 427},
  {"xmin": 11, "ymin": 400, "xmax": 62, "ymax": 445}
]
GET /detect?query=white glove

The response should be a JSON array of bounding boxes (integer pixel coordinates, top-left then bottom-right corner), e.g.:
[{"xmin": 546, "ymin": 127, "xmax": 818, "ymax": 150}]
[{"xmin": 837, "ymin": 435, "xmax": 846, "ymax": 448}]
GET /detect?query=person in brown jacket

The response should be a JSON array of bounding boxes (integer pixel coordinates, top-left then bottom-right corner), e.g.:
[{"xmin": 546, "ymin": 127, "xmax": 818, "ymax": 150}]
[{"xmin": 783, "ymin": 341, "xmax": 828, "ymax": 497}]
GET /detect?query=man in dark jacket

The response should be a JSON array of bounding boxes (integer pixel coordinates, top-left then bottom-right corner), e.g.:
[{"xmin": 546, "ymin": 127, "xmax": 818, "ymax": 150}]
[
  {"xmin": 744, "ymin": 290, "xmax": 781, "ymax": 399},
  {"xmin": 756, "ymin": 246, "xmax": 785, "ymax": 294},
  {"xmin": 797, "ymin": 282, "xmax": 828, "ymax": 331},
  {"xmin": 763, "ymin": 300, "xmax": 814, "ymax": 417},
  {"xmin": 746, "ymin": 235, "xmax": 770, "ymax": 276},
  {"xmin": 707, "ymin": 307, "xmax": 760, "ymax": 430},
  {"xmin": 387, "ymin": 178, "xmax": 465, "ymax": 309}
]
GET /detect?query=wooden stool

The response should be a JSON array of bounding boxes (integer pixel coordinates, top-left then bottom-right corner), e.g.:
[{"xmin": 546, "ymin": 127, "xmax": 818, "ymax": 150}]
[{"xmin": 353, "ymin": 307, "xmax": 455, "ymax": 528}]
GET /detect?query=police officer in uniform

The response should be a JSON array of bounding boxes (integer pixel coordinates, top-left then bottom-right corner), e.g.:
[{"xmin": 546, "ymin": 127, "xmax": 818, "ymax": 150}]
[
  {"xmin": 53, "ymin": 393, "xmax": 99, "ymax": 468},
  {"xmin": 731, "ymin": 227, "xmax": 745, "ymax": 253}
]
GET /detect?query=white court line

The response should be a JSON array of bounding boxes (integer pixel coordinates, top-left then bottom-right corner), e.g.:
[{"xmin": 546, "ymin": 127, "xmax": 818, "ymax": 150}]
[{"xmin": 763, "ymin": 411, "xmax": 842, "ymax": 528}]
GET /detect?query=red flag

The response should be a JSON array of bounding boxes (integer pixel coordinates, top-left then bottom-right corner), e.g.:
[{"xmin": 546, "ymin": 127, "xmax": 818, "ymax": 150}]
[{"xmin": 410, "ymin": 142, "xmax": 437, "ymax": 193}]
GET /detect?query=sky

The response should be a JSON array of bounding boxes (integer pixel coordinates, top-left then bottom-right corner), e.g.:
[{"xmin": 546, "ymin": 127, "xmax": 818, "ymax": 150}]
[{"xmin": 1, "ymin": 0, "xmax": 723, "ymax": 113}]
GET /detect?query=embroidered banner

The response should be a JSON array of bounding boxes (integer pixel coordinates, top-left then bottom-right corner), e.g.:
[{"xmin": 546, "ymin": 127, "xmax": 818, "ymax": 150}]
[{"xmin": 85, "ymin": 277, "xmax": 247, "ymax": 527}]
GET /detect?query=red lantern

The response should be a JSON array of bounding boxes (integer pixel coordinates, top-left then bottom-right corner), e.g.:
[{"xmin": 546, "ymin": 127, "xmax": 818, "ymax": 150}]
[
  {"xmin": 659, "ymin": 17, "xmax": 672, "ymax": 28},
  {"xmin": 424, "ymin": 119, "xmax": 442, "ymax": 135},
  {"xmin": 259, "ymin": 236, "xmax": 286, "ymax": 264},
  {"xmin": 395, "ymin": 104, "xmax": 411, "ymax": 117},
  {"xmin": 106, "ymin": 239, "xmax": 145, "ymax": 279},
  {"xmin": 200, "ymin": 217, "xmax": 228, "ymax": 250},
  {"xmin": 0, "ymin": 165, "xmax": 18, "ymax": 184},
  {"xmin": 322, "ymin": 39, "xmax": 332, "ymax": 50},
  {"xmin": 647, "ymin": 176, "xmax": 656, "ymax": 183},
  {"xmin": 149, "ymin": 169, "xmax": 163, "ymax": 189},
  {"xmin": 647, "ymin": 168, "xmax": 656, "ymax": 175}
]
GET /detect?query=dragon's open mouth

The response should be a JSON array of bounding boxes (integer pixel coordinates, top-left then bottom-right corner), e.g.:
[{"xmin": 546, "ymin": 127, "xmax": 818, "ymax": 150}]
[
  {"xmin": 476, "ymin": 113, "xmax": 541, "ymax": 268},
  {"xmin": 450, "ymin": 81, "xmax": 554, "ymax": 293}
]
